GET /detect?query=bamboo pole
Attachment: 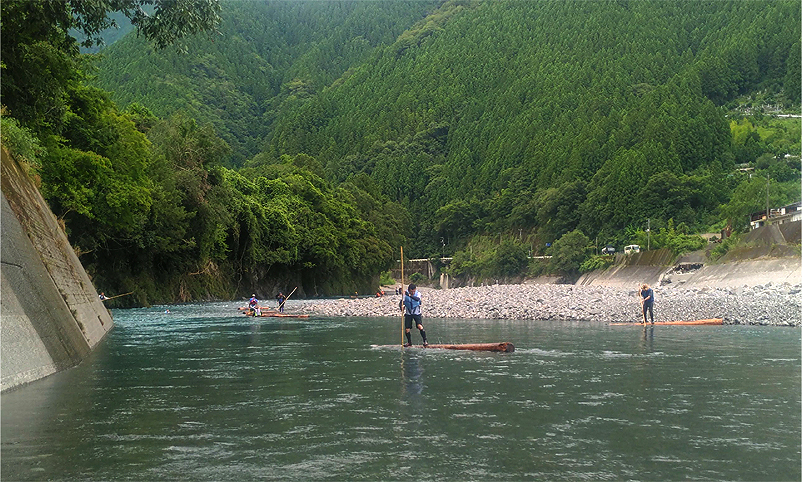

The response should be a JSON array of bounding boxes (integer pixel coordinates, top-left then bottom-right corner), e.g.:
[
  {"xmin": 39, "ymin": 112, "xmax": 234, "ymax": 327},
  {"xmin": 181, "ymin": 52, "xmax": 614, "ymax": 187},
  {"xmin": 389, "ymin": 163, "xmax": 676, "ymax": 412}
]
[
  {"xmin": 100, "ymin": 291, "xmax": 133, "ymax": 301},
  {"xmin": 278, "ymin": 286, "xmax": 297, "ymax": 311},
  {"xmin": 400, "ymin": 246, "xmax": 405, "ymax": 347}
]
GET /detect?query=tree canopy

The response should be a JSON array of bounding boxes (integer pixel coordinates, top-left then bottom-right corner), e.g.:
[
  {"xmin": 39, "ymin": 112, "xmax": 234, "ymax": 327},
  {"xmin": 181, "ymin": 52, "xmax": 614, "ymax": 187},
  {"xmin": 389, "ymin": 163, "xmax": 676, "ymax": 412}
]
[{"xmin": 2, "ymin": 0, "xmax": 800, "ymax": 299}]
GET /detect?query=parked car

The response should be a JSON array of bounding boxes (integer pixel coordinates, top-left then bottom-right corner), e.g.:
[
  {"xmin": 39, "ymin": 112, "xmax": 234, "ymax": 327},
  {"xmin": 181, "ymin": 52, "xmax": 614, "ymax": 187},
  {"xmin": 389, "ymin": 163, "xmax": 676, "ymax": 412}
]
[
  {"xmin": 624, "ymin": 244, "xmax": 641, "ymax": 255},
  {"xmin": 601, "ymin": 245, "xmax": 615, "ymax": 255}
]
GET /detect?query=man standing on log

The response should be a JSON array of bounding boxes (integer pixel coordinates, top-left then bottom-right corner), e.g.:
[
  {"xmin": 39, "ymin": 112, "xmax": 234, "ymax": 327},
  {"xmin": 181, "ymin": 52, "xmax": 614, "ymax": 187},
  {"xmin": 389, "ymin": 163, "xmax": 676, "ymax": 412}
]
[
  {"xmin": 276, "ymin": 292, "xmax": 286, "ymax": 313},
  {"xmin": 640, "ymin": 283, "xmax": 655, "ymax": 324},
  {"xmin": 402, "ymin": 284, "xmax": 428, "ymax": 347}
]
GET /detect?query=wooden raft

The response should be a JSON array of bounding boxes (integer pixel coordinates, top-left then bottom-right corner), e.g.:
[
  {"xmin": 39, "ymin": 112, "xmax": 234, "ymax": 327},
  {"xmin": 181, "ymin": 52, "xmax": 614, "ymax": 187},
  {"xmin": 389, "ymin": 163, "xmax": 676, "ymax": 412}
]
[
  {"xmin": 243, "ymin": 311, "xmax": 309, "ymax": 318},
  {"xmin": 609, "ymin": 318, "xmax": 723, "ymax": 326},
  {"xmin": 238, "ymin": 307, "xmax": 309, "ymax": 318},
  {"xmin": 373, "ymin": 342, "xmax": 515, "ymax": 352}
]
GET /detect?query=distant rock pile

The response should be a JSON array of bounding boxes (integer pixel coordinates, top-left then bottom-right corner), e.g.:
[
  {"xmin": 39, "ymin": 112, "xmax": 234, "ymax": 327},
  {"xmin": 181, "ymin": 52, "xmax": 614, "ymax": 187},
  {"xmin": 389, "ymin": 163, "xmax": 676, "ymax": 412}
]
[{"xmin": 298, "ymin": 283, "xmax": 802, "ymax": 327}]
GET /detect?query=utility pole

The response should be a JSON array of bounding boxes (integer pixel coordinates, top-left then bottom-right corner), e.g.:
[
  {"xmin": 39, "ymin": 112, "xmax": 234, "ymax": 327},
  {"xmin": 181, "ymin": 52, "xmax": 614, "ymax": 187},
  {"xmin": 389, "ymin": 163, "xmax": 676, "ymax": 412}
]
[{"xmin": 766, "ymin": 174, "xmax": 770, "ymax": 226}]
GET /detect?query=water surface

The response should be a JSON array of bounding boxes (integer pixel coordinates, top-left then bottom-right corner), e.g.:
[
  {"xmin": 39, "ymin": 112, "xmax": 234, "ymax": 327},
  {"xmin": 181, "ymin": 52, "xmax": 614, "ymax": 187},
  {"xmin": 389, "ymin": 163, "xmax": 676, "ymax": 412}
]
[{"xmin": 3, "ymin": 302, "xmax": 800, "ymax": 481}]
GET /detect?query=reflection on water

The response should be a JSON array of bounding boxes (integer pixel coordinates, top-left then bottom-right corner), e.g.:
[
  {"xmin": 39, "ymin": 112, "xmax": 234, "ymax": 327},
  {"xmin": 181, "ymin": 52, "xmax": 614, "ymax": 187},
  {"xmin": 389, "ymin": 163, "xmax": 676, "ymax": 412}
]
[
  {"xmin": 2, "ymin": 302, "xmax": 800, "ymax": 481},
  {"xmin": 401, "ymin": 352, "xmax": 425, "ymax": 398}
]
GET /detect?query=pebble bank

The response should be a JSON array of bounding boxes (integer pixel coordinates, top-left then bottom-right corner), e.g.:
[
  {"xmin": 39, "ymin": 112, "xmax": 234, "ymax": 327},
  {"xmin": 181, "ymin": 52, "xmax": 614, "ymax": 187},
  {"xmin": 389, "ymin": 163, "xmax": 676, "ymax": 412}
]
[{"xmin": 298, "ymin": 283, "xmax": 802, "ymax": 327}]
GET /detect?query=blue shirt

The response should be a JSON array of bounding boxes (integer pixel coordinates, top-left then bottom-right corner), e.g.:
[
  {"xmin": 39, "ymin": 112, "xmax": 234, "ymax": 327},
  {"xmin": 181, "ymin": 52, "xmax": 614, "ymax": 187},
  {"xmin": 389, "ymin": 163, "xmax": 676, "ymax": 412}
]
[
  {"xmin": 640, "ymin": 288, "xmax": 654, "ymax": 305},
  {"xmin": 403, "ymin": 291, "xmax": 422, "ymax": 315}
]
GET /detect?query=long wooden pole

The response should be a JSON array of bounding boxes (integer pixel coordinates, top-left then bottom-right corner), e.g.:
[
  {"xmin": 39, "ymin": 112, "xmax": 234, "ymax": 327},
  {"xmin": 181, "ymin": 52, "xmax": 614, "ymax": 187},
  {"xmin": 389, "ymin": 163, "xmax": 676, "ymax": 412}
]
[
  {"xmin": 400, "ymin": 246, "xmax": 405, "ymax": 347},
  {"xmin": 101, "ymin": 291, "xmax": 133, "ymax": 301},
  {"xmin": 278, "ymin": 286, "xmax": 297, "ymax": 310}
]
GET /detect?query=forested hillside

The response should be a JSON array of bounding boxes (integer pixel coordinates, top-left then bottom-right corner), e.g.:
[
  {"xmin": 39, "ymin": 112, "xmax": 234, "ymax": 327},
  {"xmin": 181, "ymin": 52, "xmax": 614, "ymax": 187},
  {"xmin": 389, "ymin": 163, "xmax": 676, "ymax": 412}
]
[
  {"xmin": 3, "ymin": 0, "xmax": 800, "ymax": 303},
  {"xmin": 1, "ymin": 0, "xmax": 412, "ymax": 304},
  {"xmin": 97, "ymin": 1, "xmax": 800, "ymax": 259},
  {"xmin": 263, "ymin": 0, "xmax": 800, "ymax": 257},
  {"xmin": 95, "ymin": 1, "xmax": 438, "ymax": 164}
]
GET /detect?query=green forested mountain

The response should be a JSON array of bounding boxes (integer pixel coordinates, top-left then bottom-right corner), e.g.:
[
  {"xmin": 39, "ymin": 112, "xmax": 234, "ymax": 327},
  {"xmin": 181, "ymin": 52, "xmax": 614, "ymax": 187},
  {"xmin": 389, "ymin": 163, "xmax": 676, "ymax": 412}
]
[
  {"xmin": 94, "ymin": 1, "xmax": 438, "ymax": 164},
  {"xmin": 1, "ymin": 0, "xmax": 412, "ymax": 304},
  {"xmin": 96, "ymin": 1, "xmax": 801, "ymax": 257},
  {"xmin": 3, "ymin": 0, "xmax": 800, "ymax": 303},
  {"xmin": 262, "ymin": 0, "xmax": 800, "ymax": 255}
]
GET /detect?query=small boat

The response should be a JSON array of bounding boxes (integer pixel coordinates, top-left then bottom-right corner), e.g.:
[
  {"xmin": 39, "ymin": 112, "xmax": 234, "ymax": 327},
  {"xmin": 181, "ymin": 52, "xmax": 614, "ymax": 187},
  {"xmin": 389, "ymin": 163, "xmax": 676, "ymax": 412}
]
[
  {"xmin": 372, "ymin": 342, "xmax": 515, "ymax": 352},
  {"xmin": 609, "ymin": 318, "xmax": 723, "ymax": 326}
]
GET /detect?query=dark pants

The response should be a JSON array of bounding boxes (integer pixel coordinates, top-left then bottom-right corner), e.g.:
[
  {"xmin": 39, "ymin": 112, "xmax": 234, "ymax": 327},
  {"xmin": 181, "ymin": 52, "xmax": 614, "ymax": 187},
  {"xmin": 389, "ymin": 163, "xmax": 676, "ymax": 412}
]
[
  {"xmin": 404, "ymin": 314, "xmax": 423, "ymax": 330},
  {"xmin": 642, "ymin": 302, "xmax": 654, "ymax": 323}
]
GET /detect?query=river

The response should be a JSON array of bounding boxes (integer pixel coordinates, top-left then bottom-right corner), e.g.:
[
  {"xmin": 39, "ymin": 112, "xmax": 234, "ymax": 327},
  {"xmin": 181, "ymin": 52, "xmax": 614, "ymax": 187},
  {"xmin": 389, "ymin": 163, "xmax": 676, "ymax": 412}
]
[{"xmin": 2, "ymin": 301, "xmax": 800, "ymax": 481}]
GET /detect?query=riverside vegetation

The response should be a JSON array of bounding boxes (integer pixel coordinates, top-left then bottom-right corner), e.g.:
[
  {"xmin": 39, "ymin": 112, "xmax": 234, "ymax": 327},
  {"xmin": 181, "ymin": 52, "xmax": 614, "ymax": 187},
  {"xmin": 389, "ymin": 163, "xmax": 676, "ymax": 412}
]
[{"xmin": 1, "ymin": 0, "xmax": 800, "ymax": 305}]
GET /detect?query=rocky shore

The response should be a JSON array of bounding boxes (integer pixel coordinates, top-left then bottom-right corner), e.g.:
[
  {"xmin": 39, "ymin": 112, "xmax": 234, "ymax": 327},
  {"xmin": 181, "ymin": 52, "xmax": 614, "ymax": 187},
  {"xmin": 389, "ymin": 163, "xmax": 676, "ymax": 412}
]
[{"xmin": 297, "ymin": 283, "xmax": 802, "ymax": 326}]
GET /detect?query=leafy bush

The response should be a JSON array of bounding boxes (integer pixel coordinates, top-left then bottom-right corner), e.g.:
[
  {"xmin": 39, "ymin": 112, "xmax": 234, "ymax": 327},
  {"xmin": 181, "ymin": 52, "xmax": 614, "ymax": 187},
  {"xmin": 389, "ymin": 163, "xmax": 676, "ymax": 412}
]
[
  {"xmin": 493, "ymin": 239, "xmax": 529, "ymax": 277},
  {"xmin": 379, "ymin": 271, "xmax": 395, "ymax": 286},
  {"xmin": 709, "ymin": 234, "xmax": 741, "ymax": 261},
  {"xmin": 447, "ymin": 236, "xmax": 531, "ymax": 280},
  {"xmin": 630, "ymin": 219, "xmax": 707, "ymax": 255},
  {"xmin": 549, "ymin": 230, "xmax": 591, "ymax": 274},
  {"xmin": 1, "ymin": 115, "xmax": 45, "ymax": 169},
  {"xmin": 579, "ymin": 255, "xmax": 615, "ymax": 273},
  {"xmin": 409, "ymin": 272, "xmax": 425, "ymax": 283}
]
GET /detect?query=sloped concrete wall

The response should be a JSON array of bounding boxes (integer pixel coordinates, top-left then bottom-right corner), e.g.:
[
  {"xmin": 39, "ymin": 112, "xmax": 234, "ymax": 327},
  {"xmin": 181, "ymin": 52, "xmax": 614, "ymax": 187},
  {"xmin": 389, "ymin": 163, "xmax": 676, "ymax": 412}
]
[
  {"xmin": 680, "ymin": 258, "xmax": 801, "ymax": 287},
  {"xmin": 577, "ymin": 248, "xmax": 673, "ymax": 287},
  {"xmin": 1, "ymin": 148, "xmax": 113, "ymax": 391}
]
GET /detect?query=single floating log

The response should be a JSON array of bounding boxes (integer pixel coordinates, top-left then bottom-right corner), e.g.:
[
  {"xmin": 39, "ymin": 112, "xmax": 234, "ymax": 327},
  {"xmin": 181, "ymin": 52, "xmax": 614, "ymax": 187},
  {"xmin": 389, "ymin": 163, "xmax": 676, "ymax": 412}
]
[
  {"xmin": 372, "ymin": 342, "xmax": 515, "ymax": 352},
  {"xmin": 609, "ymin": 318, "xmax": 723, "ymax": 326}
]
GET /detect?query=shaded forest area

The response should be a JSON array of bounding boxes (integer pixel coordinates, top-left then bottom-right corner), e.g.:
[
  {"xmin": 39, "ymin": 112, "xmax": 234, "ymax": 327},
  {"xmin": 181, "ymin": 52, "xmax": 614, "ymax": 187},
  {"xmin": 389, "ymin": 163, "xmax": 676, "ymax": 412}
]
[{"xmin": 2, "ymin": 0, "xmax": 800, "ymax": 303}]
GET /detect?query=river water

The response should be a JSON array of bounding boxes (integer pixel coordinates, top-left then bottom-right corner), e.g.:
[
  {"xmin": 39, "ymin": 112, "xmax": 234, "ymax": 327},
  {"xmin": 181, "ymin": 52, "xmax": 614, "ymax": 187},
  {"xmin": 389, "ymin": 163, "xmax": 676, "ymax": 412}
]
[{"xmin": 3, "ymin": 302, "xmax": 800, "ymax": 481}]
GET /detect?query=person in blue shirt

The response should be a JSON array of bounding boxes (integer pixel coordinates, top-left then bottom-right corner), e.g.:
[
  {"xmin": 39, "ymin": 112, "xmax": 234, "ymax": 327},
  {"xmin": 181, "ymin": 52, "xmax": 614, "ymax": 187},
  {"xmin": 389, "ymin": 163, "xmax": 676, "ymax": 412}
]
[
  {"xmin": 640, "ymin": 284, "xmax": 654, "ymax": 324},
  {"xmin": 248, "ymin": 294, "xmax": 258, "ymax": 315},
  {"xmin": 401, "ymin": 284, "xmax": 428, "ymax": 347}
]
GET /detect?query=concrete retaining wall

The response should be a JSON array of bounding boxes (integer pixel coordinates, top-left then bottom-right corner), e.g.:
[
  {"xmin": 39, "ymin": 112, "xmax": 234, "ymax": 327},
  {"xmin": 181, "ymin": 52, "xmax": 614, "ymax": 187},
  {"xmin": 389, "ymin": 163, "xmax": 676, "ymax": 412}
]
[
  {"xmin": 576, "ymin": 248, "xmax": 673, "ymax": 287},
  {"xmin": 578, "ymin": 232, "xmax": 800, "ymax": 289},
  {"xmin": 1, "ymin": 148, "xmax": 113, "ymax": 392},
  {"xmin": 678, "ymin": 258, "xmax": 801, "ymax": 288}
]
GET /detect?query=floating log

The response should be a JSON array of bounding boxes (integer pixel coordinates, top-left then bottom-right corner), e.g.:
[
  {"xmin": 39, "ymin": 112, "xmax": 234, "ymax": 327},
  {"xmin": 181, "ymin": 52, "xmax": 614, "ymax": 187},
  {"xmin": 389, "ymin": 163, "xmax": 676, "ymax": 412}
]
[
  {"xmin": 242, "ymin": 311, "xmax": 308, "ymax": 318},
  {"xmin": 609, "ymin": 318, "xmax": 723, "ymax": 326},
  {"xmin": 373, "ymin": 342, "xmax": 515, "ymax": 352}
]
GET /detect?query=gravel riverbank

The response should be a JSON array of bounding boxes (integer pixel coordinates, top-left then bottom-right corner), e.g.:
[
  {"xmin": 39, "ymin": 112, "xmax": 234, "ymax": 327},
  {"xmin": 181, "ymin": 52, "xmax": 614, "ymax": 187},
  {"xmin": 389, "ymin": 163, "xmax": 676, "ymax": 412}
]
[{"xmin": 297, "ymin": 283, "xmax": 802, "ymax": 326}]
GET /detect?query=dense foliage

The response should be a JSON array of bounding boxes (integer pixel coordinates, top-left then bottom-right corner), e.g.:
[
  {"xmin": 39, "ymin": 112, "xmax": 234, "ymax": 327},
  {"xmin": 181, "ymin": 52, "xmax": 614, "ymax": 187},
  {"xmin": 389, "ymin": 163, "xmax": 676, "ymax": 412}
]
[
  {"xmin": 94, "ymin": 1, "xmax": 438, "ymax": 165},
  {"xmin": 263, "ymin": 0, "xmax": 800, "ymax": 259},
  {"xmin": 1, "ymin": 0, "xmax": 407, "ymax": 303},
  {"xmin": 2, "ymin": 0, "xmax": 800, "ymax": 300}
]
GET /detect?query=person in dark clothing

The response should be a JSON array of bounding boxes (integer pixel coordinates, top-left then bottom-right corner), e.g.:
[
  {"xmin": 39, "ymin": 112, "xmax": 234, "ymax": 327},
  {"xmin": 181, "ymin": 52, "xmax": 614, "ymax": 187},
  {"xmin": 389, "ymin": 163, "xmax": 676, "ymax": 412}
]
[
  {"xmin": 401, "ymin": 284, "xmax": 428, "ymax": 347},
  {"xmin": 640, "ymin": 283, "xmax": 654, "ymax": 323},
  {"xmin": 276, "ymin": 292, "xmax": 286, "ymax": 313}
]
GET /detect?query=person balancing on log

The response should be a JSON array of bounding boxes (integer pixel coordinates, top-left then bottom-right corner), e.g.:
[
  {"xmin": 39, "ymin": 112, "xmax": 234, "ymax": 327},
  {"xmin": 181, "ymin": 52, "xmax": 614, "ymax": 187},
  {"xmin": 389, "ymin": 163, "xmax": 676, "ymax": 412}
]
[
  {"xmin": 400, "ymin": 283, "xmax": 428, "ymax": 347},
  {"xmin": 640, "ymin": 283, "xmax": 655, "ymax": 324}
]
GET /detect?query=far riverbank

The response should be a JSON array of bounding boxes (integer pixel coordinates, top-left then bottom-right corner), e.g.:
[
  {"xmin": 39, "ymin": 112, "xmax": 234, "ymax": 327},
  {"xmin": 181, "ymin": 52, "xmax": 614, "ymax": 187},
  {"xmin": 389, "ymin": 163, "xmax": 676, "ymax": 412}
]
[{"xmin": 298, "ymin": 282, "xmax": 802, "ymax": 327}]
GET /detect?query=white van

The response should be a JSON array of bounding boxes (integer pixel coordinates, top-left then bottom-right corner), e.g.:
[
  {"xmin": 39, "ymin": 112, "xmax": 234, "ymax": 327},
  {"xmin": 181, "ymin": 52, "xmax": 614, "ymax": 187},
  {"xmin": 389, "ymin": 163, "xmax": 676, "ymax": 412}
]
[{"xmin": 624, "ymin": 244, "xmax": 641, "ymax": 255}]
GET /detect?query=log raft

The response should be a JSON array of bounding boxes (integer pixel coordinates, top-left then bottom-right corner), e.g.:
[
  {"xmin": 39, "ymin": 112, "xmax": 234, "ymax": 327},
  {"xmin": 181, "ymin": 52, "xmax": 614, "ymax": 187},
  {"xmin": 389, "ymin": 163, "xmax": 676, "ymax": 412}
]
[
  {"xmin": 609, "ymin": 318, "xmax": 723, "ymax": 326},
  {"xmin": 255, "ymin": 313, "xmax": 309, "ymax": 318},
  {"xmin": 237, "ymin": 307, "xmax": 309, "ymax": 318},
  {"xmin": 373, "ymin": 342, "xmax": 515, "ymax": 352}
]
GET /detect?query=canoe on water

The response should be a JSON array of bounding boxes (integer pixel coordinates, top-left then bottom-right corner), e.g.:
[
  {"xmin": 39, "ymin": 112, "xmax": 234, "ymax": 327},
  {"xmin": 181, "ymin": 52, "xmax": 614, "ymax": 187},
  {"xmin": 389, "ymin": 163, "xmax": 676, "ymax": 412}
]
[
  {"xmin": 609, "ymin": 318, "xmax": 724, "ymax": 326},
  {"xmin": 372, "ymin": 342, "xmax": 515, "ymax": 353}
]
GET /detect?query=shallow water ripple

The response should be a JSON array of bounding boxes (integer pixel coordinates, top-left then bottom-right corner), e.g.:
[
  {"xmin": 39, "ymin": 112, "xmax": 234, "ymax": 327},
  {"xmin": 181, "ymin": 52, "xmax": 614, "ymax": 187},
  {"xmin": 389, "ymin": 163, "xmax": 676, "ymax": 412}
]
[{"xmin": 1, "ymin": 303, "xmax": 799, "ymax": 481}]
